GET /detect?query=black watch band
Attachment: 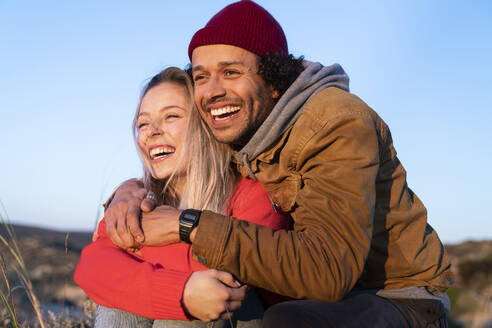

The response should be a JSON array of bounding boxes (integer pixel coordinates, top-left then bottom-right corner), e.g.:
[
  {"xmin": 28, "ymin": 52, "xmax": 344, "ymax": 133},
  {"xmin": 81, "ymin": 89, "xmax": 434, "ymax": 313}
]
[{"xmin": 179, "ymin": 209, "xmax": 201, "ymax": 244}]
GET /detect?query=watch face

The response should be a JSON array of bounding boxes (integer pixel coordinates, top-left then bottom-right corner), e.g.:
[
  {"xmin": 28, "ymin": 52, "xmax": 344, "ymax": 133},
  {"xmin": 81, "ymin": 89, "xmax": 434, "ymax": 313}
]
[
  {"xmin": 181, "ymin": 212, "xmax": 198, "ymax": 226},
  {"xmin": 183, "ymin": 212, "xmax": 196, "ymax": 222},
  {"xmin": 179, "ymin": 210, "xmax": 201, "ymax": 244}
]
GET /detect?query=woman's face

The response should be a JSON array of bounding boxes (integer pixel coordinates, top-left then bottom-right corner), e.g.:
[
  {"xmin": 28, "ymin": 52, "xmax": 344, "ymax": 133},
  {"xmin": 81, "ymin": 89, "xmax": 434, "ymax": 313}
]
[{"xmin": 136, "ymin": 82, "xmax": 190, "ymax": 180}]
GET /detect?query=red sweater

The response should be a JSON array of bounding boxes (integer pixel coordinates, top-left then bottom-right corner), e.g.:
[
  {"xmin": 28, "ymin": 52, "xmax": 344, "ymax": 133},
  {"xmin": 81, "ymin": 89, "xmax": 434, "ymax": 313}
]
[{"xmin": 74, "ymin": 178, "xmax": 290, "ymax": 320}]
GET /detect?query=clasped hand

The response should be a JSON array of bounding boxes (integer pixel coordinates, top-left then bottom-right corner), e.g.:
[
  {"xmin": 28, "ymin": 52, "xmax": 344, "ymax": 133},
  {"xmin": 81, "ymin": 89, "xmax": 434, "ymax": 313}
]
[
  {"xmin": 104, "ymin": 179, "xmax": 180, "ymax": 249},
  {"xmin": 184, "ymin": 270, "xmax": 248, "ymax": 321}
]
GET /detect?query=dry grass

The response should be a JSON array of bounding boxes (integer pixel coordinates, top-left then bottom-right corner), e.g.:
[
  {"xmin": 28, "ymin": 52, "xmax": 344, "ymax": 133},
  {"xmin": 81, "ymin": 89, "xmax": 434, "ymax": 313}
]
[
  {"xmin": 470, "ymin": 286, "xmax": 492, "ymax": 328},
  {"xmin": 0, "ymin": 201, "xmax": 45, "ymax": 327},
  {"xmin": 0, "ymin": 202, "xmax": 96, "ymax": 327}
]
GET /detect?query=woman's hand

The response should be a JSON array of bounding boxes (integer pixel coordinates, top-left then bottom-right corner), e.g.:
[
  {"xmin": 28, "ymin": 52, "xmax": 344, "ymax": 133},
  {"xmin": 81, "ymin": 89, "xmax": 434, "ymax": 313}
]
[
  {"xmin": 105, "ymin": 179, "xmax": 156, "ymax": 250},
  {"xmin": 182, "ymin": 269, "xmax": 247, "ymax": 322}
]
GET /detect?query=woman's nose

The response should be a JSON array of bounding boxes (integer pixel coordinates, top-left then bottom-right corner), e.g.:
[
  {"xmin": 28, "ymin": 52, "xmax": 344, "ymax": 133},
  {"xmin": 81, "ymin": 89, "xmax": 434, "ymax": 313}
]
[{"xmin": 149, "ymin": 120, "xmax": 163, "ymax": 137}]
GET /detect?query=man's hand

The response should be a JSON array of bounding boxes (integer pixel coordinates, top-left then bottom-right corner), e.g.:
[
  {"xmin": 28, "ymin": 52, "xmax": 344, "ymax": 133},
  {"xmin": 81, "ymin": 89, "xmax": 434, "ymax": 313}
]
[
  {"xmin": 140, "ymin": 205, "xmax": 181, "ymax": 246},
  {"xmin": 105, "ymin": 179, "xmax": 156, "ymax": 249},
  {"xmin": 182, "ymin": 269, "xmax": 246, "ymax": 322}
]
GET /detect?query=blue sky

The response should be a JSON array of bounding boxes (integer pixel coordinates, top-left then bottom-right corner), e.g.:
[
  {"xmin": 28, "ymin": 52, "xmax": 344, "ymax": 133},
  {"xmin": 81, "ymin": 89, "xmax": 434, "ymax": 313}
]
[{"xmin": 1, "ymin": 1, "xmax": 491, "ymax": 243}]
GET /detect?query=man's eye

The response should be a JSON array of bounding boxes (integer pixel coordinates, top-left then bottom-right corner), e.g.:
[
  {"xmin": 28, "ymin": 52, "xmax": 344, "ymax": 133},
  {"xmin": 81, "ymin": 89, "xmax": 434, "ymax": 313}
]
[
  {"xmin": 225, "ymin": 70, "xmax": 240, "ymax": 76},
  {"xmin": 137, "ymin": 122, "xmax": 148, "ymax": 129},
  {"xmin": 193, "ymin": 74, "xmax": 205, "ymax": 82}
]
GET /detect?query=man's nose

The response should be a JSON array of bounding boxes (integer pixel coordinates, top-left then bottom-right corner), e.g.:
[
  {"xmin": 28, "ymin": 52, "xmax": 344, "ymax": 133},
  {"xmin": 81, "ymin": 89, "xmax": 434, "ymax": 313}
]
[{"xmin": 204, "ymin": 76, "xmax": 226, "ymax": 101}]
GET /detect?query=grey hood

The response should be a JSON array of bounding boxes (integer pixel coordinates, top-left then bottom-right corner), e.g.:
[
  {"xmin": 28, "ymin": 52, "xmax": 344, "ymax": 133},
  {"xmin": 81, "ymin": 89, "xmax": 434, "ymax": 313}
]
[{"xmin": 234, "ymin": 61, "xmax": 350, "ymax": 178}]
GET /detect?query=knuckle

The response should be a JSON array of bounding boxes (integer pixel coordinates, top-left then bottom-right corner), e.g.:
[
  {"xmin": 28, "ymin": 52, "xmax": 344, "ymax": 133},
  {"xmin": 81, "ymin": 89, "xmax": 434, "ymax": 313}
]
[
  {"xmin": 122, "ymin": 239, "xmax": 132, "ymax": 248},
  {"xmin": 105, "ymin": 214, "xmax": 115, "ymax": 223},
  {"xmin": 119, "ymin": 203, "xmax": 129, "ymax": 212},
  {"xmin": 116, "ymin": 224, "xmax": 127, "ymax": 234},
  {"xmin": 233, "ymin": 301, "xmax": 243, "ymax": 310},
  {"xmin": 112, "ymin": 204, "xmax": 124, "ymax": 215},
  {"xmin": 219, "ymin": 289, "xmax": 230, "ymax": 300},
  {"xmin": 109, "ymin": 236, "xmax": 121, "ymax": 247},
  {"xmin": 128, "ymin": 208, "xmax": 140, "ymax": 217},
  {"xmin": 129, "ymin": 196, "xmax": 140, "ymax": 205},
  {"xmin": 217, "ymin": 303, "xmax": 226, "ymax": 314},
  {"xmin": 221, "ymin": 313, "xmax": 232, "ymax": 321},
  {"xmin": 127, "ymin": 214, "xmax": 138, "ymax": 223}
]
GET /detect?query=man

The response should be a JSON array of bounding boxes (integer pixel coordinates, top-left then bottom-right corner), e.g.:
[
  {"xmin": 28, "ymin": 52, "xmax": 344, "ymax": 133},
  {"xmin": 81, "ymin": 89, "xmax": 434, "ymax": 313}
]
[{"xmin": 106, "ymin": 1, "xmax": 453, "ymax": 326}]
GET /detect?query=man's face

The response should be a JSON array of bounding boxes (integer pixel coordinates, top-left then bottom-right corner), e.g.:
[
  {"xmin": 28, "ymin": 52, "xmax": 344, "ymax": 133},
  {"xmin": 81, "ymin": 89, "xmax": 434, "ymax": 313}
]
[{"xmin": 191, "ymin": 44, "xmax": 277, "ymax": 146}]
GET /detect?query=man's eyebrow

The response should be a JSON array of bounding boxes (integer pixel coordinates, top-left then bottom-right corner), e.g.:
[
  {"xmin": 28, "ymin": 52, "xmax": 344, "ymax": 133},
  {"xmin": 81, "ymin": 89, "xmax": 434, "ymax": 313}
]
[
  {"xmin": 193, "ymin": 61, "xmax": 246, "ymax": 72},
  {"xmin": 218, "ymin": 60, "xmax": 246, "ymax": 67},
  {"xmin": 192, "ymin": 65, "xmax": 204, "ymax": 72}
]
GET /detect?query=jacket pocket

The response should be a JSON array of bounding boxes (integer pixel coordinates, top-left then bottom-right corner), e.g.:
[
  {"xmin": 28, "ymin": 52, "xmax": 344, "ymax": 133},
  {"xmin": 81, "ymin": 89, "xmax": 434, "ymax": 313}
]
[{"xmin": 264, "ymin": 174, "xmax": 301, "ymax": 213}]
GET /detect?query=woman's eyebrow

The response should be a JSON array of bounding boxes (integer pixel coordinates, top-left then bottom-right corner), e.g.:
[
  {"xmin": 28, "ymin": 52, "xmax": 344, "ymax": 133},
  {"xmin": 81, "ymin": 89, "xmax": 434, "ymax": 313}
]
[
  {"xmin": 137, "ymin": 105, "xmax": 187, "ymax": 119},
  {"xmin": 137, "ymin": 112, "xmax": 149, "ymax": 119},
  {"xmin": 159, "ymin": 105, "xmax": 186, "ymax": 113}
]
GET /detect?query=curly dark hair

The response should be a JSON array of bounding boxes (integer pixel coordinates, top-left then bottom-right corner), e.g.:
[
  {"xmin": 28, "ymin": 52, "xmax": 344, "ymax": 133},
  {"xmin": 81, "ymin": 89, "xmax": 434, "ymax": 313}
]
[
  {"xmin": 184, "ymin": 64, "xmax": 193, "ymax": 80},
  {"xmin": 258, "ymin": 52, "xmax": 304, "ymax": 99},
  {"xmin": 184, "ymin": 52, "xmax": 304, "ymax": 99}
]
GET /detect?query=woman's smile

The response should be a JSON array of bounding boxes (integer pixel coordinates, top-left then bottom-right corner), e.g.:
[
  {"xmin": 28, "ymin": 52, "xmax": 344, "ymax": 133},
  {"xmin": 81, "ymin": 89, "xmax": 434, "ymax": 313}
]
[{"xmin": 148, "ymin": 144, "xmax": 176, "ymax": 164}]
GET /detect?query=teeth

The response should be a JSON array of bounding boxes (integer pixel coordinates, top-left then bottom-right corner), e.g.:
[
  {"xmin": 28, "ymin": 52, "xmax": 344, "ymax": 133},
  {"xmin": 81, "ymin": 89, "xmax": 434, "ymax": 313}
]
[
  {"xmin": 211, "ymin": 106, "xmax": 240, "ymax": 117},
  {"xmin": 150, "ymin": 147, "xmax": 175, "ymax": 159}
]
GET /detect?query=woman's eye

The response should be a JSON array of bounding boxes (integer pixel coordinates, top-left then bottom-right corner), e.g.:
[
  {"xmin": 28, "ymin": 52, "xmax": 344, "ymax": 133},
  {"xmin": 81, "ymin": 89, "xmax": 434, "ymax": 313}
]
[
  {"xmin": 137, "ymin": 122, "xmax": 148, "ymax": 129},
  {"xmin": 166, "ymin": 114, "xmax": 180, "ymax": 120}
]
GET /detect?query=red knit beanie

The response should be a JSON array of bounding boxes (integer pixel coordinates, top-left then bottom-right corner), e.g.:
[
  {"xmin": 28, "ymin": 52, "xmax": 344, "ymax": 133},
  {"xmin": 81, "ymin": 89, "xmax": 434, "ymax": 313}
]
[{"xmin": 188, "ymin": 0, "xmax": 288, "ymax": 60}]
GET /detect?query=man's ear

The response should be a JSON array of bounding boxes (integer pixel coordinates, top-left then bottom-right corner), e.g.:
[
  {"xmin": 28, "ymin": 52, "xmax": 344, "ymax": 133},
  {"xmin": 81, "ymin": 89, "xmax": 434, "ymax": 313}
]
[{"xmin": 270, "ymin": 86, "xmax": 280, "ymax": 99}]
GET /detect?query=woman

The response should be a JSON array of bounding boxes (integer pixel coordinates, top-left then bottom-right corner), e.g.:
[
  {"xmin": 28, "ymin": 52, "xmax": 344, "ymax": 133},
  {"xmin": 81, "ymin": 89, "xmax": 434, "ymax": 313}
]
[{"xmin": 74, "ymin": 67, "xmax": 290, "ymax": 327}]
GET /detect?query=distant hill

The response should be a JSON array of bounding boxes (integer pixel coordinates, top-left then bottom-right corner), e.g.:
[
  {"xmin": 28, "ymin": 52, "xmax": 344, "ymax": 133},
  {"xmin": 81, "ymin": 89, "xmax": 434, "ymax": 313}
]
[{"xmin": 0, "ymin": 223, "xmax": 92, "ymax": 252}]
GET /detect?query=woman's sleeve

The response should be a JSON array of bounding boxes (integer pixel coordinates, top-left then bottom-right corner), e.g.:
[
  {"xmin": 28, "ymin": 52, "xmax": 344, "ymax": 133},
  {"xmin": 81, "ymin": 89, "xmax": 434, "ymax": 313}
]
[
  {"xmin": 231, "ymin": 179, "xmax": 291, "ymax": 231},
  {"xmin": 74, "ymin": 219, "xmax": 192, "ymax": 320}
]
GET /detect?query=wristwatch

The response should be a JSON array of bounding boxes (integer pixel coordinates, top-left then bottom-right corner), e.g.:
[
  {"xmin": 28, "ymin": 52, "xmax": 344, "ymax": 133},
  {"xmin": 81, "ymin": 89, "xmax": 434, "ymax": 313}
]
[{"xmin": 179, "ymin": 209, "xmax": 201, "ymax": 244}]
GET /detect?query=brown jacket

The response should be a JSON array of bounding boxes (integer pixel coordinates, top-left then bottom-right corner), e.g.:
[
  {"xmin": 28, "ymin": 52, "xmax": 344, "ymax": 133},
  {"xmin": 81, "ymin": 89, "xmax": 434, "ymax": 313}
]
[{"xmin": 192, "ymin": 87, "xmax": 453, "ymax": 301}]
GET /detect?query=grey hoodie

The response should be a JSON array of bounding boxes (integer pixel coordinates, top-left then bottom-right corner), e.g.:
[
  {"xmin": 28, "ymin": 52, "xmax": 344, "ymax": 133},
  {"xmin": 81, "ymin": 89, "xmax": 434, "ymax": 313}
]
[{"xmin": 234, "ymin": 61, "xmax": 350, "ymax": 177}]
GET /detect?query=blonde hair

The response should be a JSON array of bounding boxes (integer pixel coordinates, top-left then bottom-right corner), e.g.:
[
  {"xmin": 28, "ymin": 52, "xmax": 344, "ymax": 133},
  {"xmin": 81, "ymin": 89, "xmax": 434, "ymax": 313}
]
[{"xmin": 132, "ymin": 67, "xmax": 237, "ymax": 213}]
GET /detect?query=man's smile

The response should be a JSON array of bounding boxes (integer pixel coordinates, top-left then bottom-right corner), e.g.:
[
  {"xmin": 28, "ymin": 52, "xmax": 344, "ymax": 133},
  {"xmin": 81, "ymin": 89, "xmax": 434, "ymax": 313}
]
[{"xmin": 210, "ymin": 105, "xmax": 241, "ymax": 121}]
